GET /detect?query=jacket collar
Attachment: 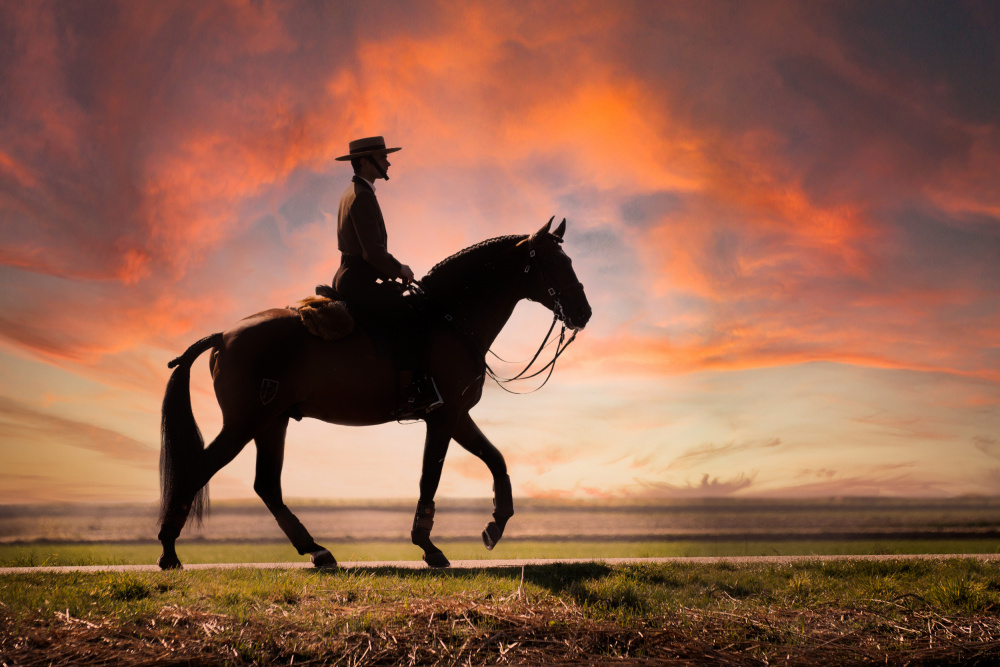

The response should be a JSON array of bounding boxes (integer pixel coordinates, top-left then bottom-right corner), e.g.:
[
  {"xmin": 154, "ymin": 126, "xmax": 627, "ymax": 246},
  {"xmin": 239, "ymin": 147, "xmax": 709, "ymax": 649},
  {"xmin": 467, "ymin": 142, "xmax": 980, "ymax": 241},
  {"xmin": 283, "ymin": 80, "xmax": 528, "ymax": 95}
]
[{"xmin": 352, "ymin": 174, "xmax": 376, "ymax": 193}]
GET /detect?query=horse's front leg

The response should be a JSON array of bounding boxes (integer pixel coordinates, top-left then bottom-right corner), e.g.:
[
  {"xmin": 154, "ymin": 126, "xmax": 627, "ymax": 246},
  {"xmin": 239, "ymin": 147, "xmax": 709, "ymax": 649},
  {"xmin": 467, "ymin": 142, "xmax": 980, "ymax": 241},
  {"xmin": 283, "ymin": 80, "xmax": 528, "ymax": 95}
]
[
  {"xmin": 452, "ymin": 413, "xmax": 513, "ymax": 550},
  {"xmin": 411, "ymin": 415, "xmax": 456, "ymax": 568}
]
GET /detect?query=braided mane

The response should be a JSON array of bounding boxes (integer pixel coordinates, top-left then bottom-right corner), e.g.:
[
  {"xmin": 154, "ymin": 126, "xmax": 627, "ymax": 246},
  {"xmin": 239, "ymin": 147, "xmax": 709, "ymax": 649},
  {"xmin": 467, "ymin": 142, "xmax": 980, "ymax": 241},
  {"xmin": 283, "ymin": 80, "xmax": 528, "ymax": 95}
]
[{"xmin": 420, "ymin": 234, "xmax": 527, "ymax": 296}]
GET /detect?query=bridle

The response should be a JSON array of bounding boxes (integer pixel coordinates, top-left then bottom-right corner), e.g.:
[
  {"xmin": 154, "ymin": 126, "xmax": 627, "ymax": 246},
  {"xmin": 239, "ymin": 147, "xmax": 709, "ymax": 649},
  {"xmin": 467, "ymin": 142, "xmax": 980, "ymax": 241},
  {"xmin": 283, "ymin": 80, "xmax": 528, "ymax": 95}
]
[
  {"xmin": 410, "ymin": 235, "xmax": 584, "ymax": 394},
  {"xmin": 484, "ymin": 237, "xmax": 583, "ymax": 394},
  {"xmin": 523, "ymin": 238, "xmax": 585, "ymax": 324}
]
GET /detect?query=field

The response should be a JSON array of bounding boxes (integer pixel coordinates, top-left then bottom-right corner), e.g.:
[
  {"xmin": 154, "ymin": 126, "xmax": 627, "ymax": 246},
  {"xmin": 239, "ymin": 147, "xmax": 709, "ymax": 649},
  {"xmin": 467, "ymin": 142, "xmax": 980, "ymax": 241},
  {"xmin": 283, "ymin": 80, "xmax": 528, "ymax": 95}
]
[
  {"xmin": 3, "ymin": 498, "xmax": 1000, "ymax": 664},
  {"xmin": 2, "ymin": 496, "xmax": 999, "ymax": 567},
  {"xmin": 3, "ymin": 558, "xmax": 1000, "ymax": 664}
]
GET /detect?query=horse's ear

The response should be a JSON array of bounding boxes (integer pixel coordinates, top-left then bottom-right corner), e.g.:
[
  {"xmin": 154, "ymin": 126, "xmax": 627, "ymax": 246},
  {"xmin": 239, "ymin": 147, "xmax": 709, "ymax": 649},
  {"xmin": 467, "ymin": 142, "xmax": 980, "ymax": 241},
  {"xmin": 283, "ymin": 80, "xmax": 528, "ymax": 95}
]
[
  {"xmin": 553, "ymin": 218, "xmax": 566, "ymax": 239},
  {"xmin": 534, "ymin": 216, "xmax": 554, "ymax": 238}
]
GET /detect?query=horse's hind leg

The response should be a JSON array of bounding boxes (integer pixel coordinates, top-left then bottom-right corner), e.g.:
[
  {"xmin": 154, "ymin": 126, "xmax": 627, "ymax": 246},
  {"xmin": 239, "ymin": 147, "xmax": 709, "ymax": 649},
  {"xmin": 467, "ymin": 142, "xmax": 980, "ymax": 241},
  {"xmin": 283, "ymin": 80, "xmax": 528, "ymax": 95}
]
[
  {"xmin": 158, "ymin": 427, "xmax": 253, "ymax": 569},
  {"xmin": 452, "ymin": 413, "xmax": 513, "ymax": 550},
  {"xmin": 253, "ymin": 417, "xmax": 335, "ymax": 567}
]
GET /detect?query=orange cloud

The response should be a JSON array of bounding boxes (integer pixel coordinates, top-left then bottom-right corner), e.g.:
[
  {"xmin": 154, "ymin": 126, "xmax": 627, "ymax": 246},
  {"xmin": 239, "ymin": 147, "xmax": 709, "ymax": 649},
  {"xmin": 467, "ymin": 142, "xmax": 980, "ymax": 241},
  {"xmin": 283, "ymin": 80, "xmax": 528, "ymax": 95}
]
[
  {"xmin": 0, "ymin": 396, "xmax": 155, "ymax": 467},
  {"xmin": 1, "ymin": 1, "xmax": 999, "ymax": 504},
  {"xmin": 0, "ymin": 149, "xmax": 39, "ymax": 189}
]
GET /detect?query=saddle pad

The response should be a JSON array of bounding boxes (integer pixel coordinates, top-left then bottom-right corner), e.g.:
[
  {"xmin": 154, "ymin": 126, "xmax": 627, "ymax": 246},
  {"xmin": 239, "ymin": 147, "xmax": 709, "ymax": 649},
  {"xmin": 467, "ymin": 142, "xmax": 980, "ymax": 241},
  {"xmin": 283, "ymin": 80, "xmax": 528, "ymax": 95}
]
[{"xmin": 293, "ymin": 296, "xmax": 355, "ymax": 340}]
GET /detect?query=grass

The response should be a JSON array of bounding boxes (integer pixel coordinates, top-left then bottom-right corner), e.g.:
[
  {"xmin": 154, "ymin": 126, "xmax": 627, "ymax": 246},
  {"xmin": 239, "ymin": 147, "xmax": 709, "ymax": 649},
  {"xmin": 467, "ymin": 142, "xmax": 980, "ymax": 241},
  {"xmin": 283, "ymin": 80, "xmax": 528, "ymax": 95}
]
[
  {"xmin": 2, "ymin": 536, "xmax": 999, "ymax": 568},
  {"xmin": 3, "ymin": 558, "xmax": 1000, "ymax": 664}
]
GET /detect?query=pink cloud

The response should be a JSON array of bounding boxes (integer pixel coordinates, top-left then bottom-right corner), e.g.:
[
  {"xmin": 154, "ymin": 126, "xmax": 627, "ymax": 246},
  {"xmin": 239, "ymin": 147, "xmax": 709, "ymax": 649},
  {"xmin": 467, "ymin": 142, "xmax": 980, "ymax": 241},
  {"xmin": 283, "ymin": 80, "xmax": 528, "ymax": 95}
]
[{"xmin": 1, "ymin": 1, "xmax": 998, "ymax": 502}]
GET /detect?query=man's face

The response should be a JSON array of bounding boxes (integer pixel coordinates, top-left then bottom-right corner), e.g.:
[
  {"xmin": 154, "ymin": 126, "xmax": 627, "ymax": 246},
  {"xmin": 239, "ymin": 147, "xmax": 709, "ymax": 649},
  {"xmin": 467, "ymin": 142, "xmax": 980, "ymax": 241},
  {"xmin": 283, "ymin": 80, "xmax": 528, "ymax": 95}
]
[{"xmin": 371, "ymin": 154, "xmax": 390, "ymax": 178}]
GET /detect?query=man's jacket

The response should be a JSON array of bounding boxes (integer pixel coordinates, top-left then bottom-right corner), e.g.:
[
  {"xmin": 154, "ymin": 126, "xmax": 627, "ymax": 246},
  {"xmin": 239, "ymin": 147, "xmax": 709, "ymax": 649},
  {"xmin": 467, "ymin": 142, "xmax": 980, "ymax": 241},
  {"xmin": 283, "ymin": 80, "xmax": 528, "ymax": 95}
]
[{"xmin": 337, "ymin": 176, "xmax": 403, "ymax": 280}]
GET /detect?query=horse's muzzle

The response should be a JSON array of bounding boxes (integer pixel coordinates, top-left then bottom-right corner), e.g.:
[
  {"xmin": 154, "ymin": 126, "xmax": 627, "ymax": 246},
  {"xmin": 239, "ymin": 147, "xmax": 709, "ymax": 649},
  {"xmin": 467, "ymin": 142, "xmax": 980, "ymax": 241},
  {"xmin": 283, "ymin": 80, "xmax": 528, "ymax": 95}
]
[
  {"xmin": 566, "ymin": 312, "xmax": 591, "ymax": 332},
  {"xmin": 563, "ymin": 292, "xmax": 592, "ymax": 331}
]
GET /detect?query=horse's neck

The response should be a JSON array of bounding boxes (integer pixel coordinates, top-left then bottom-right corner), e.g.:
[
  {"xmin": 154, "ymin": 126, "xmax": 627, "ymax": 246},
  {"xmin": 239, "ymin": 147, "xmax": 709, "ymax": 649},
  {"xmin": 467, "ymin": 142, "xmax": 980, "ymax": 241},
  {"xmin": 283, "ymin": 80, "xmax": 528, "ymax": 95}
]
[
  {"xmin": 438, "ymin": 259, "xmax": 525, "ymax": 353},
  {"xmin": 454, "ymin": 287, "xmax": 521, "ymax": 353}
]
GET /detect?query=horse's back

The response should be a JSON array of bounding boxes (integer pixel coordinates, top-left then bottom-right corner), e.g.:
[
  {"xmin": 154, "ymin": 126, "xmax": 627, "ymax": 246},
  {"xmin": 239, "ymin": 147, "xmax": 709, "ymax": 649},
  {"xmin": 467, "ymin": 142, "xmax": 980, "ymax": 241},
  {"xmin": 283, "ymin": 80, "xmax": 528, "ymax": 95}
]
[{"xmin": 227, "ymin": 308, "xmax": 300, "ymax": 337}]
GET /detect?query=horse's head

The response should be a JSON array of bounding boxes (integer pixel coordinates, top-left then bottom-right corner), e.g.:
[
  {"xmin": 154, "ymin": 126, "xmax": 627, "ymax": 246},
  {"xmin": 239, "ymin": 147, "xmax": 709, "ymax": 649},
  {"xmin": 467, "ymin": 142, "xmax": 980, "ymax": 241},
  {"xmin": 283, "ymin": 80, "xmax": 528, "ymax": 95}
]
[{"xmin": 521, "ymin": 217, "xmax": 593, "ymax": 331}]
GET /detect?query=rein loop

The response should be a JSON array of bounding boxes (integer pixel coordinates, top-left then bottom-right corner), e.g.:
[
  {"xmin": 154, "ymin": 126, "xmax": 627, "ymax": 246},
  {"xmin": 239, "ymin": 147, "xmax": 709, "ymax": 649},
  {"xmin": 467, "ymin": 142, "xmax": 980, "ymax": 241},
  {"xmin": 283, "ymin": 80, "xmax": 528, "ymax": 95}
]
[{"xmin": 485, "ymin": 315, "xmax": 577, "ymax": 394}]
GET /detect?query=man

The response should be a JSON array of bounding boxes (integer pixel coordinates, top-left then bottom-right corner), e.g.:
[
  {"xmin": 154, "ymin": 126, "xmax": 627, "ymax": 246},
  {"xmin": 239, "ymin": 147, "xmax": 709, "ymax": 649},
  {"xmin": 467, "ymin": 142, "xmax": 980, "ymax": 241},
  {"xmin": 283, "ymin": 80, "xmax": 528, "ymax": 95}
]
[{"xmin": 333, "ymin": 136, "xmax": 442, "ymax": 418}]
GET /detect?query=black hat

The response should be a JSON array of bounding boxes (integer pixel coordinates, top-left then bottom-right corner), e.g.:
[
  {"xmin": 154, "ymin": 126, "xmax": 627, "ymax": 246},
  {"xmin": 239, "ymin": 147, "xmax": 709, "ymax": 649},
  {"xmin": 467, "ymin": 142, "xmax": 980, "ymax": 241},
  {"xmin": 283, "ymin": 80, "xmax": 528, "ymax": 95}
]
[{"xmin": 335, "ymin": 136, "xmax": 402, "ymax": 161}]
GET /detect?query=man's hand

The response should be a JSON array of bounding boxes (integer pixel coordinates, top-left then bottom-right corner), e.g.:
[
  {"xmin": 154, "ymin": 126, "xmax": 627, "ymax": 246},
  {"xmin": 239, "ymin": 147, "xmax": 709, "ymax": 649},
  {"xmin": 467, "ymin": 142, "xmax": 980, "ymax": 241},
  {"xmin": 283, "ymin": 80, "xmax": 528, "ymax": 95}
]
[{"xmin": 399, "ymin": 265, "xmax": 415, "ymax": 284}]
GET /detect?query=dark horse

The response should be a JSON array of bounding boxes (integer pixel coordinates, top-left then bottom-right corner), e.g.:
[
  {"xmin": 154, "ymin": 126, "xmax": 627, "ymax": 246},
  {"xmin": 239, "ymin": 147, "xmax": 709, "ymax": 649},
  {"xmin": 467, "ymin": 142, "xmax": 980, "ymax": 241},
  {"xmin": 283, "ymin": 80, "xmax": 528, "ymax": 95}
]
[{"xmin": 157, "ymin": 218, "xmax": 592, "ymax": 569}]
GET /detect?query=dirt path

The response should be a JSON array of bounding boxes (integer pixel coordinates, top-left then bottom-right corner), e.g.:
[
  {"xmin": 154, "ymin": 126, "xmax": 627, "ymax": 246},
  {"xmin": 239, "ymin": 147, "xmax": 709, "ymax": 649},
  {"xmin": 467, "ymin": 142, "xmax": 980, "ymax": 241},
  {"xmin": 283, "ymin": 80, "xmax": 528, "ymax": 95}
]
[{"xmin": 3, "ymin": 552, "xmax": 1000, "ymax": 575}]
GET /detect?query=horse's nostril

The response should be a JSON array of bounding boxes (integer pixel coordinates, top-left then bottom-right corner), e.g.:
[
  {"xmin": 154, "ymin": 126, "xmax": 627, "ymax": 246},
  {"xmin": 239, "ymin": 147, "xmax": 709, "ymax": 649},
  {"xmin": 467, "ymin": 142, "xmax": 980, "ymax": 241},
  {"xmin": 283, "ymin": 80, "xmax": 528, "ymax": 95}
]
[{"xmin": 568, "ymin": 307, "xmax": 592, "ymax": 331}]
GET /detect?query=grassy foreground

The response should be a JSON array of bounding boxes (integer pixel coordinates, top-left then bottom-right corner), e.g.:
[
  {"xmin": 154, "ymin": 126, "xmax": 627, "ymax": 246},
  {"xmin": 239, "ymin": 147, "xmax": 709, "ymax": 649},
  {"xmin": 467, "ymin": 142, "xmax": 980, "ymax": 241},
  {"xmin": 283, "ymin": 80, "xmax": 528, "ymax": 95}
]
[{"xmin": 3, "ymin": 559, "xmax": 1000, "ymax": 665}]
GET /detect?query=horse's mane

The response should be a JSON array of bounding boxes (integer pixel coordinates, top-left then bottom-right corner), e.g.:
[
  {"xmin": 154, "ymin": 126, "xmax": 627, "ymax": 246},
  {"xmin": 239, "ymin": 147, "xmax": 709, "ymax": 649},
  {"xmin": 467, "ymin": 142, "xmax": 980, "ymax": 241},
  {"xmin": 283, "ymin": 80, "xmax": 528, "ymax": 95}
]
[{"xmin": 420, "ymin": 234, "xmax": 527, "ymax": 296}]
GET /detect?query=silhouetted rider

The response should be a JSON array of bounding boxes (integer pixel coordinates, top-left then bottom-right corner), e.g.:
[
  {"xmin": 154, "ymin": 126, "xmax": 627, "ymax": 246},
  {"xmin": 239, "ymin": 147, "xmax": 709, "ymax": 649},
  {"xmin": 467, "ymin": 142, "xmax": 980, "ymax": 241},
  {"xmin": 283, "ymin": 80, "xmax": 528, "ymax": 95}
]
[{"xmin": 332, "ymin": 136, "xmax": 442, "ymax": 418}]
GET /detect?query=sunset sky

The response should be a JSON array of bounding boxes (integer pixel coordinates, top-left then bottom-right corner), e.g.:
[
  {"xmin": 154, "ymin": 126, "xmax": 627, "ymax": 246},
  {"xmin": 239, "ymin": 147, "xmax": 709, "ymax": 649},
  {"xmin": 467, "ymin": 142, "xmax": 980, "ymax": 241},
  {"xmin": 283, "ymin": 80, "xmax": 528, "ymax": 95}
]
[{"xmin": 1, "ymin": 1, "xmax": 998, "ymax": 505}]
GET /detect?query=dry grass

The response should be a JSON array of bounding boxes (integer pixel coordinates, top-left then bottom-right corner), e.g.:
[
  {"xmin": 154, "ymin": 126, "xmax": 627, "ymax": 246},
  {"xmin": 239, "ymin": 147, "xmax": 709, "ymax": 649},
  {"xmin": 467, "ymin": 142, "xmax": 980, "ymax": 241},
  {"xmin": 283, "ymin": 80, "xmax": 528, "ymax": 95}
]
[
  {"xmin": 4, "ymin": 594, "xmax": 1000, "ymax": 665},
  {"xmin": 3, "ymin": 561, "xmax": 1000, "ymax": 665}
]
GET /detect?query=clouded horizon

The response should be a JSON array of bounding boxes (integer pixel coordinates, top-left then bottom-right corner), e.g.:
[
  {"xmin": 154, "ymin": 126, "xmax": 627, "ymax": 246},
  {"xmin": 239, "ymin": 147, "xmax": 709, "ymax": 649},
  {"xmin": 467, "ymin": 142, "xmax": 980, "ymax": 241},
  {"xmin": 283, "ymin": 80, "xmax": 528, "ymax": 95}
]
[{"xmin": 1, "ymin": 0, "xmax": 998, "ymax": 504}]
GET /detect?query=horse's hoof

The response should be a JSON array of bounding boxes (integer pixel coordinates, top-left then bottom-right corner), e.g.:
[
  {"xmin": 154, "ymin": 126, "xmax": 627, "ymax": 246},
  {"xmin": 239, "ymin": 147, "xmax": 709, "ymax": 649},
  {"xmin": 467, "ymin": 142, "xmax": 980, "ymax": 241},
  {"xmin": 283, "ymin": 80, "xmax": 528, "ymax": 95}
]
[
  {"xmin": 482, "ymin": 522, "xmax": 503, "ymax": 550},
  {"xmin": 423, "ymin": 550, "xmax": 450, "ymax": 568},
  {"xmin": 310, "ymin": 549, "xmax": 337, "ymax": 568},
  {"xmin": 157, "ymin": 554, "xmax": 182, "ymax": 570}
]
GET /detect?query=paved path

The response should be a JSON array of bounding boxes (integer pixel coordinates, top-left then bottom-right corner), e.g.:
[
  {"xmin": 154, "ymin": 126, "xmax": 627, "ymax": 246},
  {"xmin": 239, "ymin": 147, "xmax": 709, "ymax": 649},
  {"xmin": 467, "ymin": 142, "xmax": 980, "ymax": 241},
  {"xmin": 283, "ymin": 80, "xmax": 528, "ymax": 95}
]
[{"xmin": 3, "ymin": 553, "xmax": 999, "ymax": 575}]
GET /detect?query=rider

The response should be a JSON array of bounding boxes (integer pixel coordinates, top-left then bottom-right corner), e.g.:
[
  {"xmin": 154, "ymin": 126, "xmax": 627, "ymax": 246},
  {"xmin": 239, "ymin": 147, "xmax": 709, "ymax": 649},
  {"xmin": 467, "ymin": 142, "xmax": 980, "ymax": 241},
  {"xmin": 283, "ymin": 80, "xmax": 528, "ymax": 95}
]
[{"xmin": 333, "ymin": 136, "xmax": 442, "ymax": 418}]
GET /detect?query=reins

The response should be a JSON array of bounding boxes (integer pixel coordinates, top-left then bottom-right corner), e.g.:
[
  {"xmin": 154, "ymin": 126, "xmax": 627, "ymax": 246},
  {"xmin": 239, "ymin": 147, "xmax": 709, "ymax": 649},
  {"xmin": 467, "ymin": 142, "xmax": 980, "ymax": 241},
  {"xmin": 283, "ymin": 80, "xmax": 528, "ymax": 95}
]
[
  {"xmin": 485, "ymin": 316, "xmax": 577, "ymax": 394},
  {"xmin": 488, "ymin": 311, "xmax": 557, "ymax": 377}
]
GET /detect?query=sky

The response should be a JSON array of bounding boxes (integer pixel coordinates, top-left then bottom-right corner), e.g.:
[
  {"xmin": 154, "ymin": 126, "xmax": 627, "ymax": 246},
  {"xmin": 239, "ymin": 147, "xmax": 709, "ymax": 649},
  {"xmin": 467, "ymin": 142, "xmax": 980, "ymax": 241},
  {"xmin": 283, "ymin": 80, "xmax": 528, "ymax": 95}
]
[{"xmin": 1, "ymin": 0, "xmax": 998, "ymax": 505}]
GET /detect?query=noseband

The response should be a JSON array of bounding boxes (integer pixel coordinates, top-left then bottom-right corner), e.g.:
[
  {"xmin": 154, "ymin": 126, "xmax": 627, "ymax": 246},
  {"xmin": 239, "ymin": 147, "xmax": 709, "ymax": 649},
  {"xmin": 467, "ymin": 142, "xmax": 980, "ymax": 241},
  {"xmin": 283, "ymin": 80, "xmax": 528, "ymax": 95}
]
[{"xmin": 523, "ymin": 240, "xmax": 585, "ymax": 328}]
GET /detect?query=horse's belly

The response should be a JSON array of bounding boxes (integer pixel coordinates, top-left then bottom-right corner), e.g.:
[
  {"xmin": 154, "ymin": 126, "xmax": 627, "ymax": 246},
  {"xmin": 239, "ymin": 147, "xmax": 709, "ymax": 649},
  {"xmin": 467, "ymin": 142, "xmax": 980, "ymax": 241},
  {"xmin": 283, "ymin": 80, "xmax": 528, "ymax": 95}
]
[{"xmin": 295, "ymin": 334, "xmax": 398, "ymax": 426}]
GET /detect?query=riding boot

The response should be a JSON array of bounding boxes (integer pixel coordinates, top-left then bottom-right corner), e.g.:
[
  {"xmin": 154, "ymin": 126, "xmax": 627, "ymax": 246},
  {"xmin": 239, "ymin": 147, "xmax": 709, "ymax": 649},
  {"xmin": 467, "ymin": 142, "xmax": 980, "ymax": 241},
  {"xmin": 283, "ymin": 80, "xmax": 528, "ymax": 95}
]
[
  {"xmin": 392, "ymin": 305, "xmax": 443, "ymax": 418},
  {"xmin": 399, "ymin": 370, "xmax": 415, "ymax": 407},
  {"xmin": 413, "ymin": 373, "xmax": 443, "ymax": 413},
  {"xmin": 395, "ymin": 370, "xmax": 444, "ymax": 418},
  {"xmin": 395, "ymin": 370, "xmax": 418, "ymax": 418}
]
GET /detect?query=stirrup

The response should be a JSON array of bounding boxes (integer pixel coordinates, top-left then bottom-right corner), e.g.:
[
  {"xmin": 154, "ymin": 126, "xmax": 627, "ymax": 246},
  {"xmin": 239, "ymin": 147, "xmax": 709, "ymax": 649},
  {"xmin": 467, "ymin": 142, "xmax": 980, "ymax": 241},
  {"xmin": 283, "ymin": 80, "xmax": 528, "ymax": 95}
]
[
  {"xmin": 422, "ymin": 377, "xmax": 444, "ymax": 413},
  {"xmin": 395, "ymin": 377, "xmax": 444, "ymax": 419}
]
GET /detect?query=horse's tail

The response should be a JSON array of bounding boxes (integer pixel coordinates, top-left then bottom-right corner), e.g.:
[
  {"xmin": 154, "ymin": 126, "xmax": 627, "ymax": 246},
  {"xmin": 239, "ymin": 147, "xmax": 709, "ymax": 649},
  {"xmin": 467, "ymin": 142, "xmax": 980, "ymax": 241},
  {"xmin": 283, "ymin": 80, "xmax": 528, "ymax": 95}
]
[{"xmin": 159, "ymin": 333, "xmax": 223, "ymax": 526}]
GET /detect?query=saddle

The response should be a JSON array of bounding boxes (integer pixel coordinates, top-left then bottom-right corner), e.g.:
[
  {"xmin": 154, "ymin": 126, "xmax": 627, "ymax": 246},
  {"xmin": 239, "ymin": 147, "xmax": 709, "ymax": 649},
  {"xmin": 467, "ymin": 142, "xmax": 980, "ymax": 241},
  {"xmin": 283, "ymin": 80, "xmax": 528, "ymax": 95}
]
[{"xmin": 293, "ymin": 285, "xmax": 403, "ymax": 359}]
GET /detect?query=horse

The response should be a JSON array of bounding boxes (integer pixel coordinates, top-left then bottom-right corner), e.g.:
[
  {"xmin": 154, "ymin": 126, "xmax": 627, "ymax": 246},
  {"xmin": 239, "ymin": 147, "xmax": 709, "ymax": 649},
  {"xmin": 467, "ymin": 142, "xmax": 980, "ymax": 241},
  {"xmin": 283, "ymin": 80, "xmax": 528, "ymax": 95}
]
[{"xmin": 157, "ymin": 217, "xmax": 592, "ymax": 569}]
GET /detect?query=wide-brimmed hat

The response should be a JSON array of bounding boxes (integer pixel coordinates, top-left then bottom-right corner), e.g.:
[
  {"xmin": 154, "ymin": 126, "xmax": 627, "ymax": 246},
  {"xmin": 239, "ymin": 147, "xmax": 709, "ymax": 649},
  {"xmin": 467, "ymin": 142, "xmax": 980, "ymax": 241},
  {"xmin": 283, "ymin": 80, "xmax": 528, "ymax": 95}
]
[{"xmin": 335, "ymin": 136, "xmax": 402, "ymax": 161}]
